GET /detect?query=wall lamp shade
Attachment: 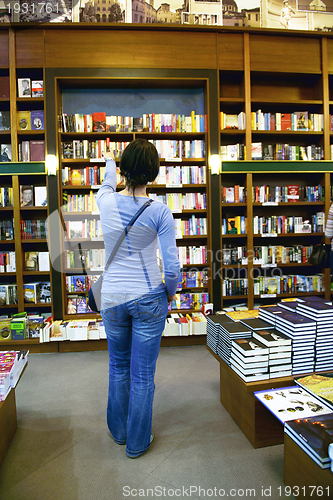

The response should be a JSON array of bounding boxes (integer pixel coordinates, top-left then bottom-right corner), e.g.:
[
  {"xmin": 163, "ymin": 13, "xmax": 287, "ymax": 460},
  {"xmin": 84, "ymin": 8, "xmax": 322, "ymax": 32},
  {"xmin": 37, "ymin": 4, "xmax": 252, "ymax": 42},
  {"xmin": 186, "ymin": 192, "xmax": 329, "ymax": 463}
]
[
  {"xmin": 209, "ymin": 154, "xmax": 221, "ymax": 175},
  {"xmin": 46, "ymin": 154, "xmax": 57, "ymax": 176}
]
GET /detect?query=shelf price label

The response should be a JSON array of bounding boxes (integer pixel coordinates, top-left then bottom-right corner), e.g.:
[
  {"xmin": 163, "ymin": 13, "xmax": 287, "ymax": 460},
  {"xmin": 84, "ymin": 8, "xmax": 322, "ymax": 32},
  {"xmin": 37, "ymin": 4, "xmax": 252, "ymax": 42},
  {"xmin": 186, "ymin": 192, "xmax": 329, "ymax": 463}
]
[
  {"xmin": 262, "ymin": 202, "xmax": 278, "ymax": 206},
  {"xmin": 261, "ymin": 233, "xmax": 278, "ymax": 237},
  {"xmin": 260, "ymin": 293, "xmax": 277, "ymax": 298},
  {"xmin": 166, "ymin": 184, "xmax": 182, "ymax": 188},
  {"xmin": 261, "ymin": 263, "xmax": 277, "ymax": 268}
]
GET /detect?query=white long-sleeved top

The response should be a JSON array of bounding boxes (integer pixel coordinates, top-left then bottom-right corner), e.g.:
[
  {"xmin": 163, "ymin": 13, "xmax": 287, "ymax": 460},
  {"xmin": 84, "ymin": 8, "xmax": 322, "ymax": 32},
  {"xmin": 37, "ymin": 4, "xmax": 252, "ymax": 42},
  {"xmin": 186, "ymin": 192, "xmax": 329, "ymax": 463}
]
[{"xmin": 96, "ymin": 159, "xmax": 180, "ymax": 298}]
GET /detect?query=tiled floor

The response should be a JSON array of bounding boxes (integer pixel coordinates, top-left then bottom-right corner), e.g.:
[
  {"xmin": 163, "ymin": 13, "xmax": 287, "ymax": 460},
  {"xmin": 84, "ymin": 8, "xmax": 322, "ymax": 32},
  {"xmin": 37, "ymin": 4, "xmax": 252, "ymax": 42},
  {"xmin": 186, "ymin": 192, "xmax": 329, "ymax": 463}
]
[{"xmin": 0, "ymin": 346, "xmax": 295, "ymax": 499}]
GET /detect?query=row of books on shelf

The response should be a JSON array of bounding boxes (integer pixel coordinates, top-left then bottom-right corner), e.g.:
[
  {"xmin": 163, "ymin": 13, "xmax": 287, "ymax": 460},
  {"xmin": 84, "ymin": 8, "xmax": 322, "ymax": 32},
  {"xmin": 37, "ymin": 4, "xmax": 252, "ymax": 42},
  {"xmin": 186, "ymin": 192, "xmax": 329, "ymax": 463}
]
[
  {"xmin": 176, "ymin": 245, "xmax": 208, "ymax": 267},
  {"xmin": 65, "ymin": 219, "xmax": 102, "ymax": 240},
  {"xmin": 62, "ymin": 192, "xmax": 99, "ymax": 213},
  {"xmin": 222, "ymin": 186, "xmax": 247, "ymax": 203},
  {"xmin": 252, "ymin": 213, "xmax": 325, "ymax": 235},
  {"xmin": 0, "ymin": 252, "xmax": 15, "ymax": 273},
  {"xmin": 24, "ymin": 251, "xmax": 50, "ymax": 272},
  {"xmin": 220, "ymin": 111, "xmax": 325, "ymax": 132},
  {"xmin": 23, "ymin": 282, "xmax": 51, "ymax": 304},
  {"xmin": 20, "ymin": 219, "xmax": 48, "ymax": 240},
  {"xmin": 149, "ymin": 192, "xmax": 207, "ymax": 211},
  {"xmin": 0, "ymin": 350, "xmax": 29, "ymax": 402},
  {"xmin": 0, "ymin": 187, "xmax": 13, "ymax": 207},
  {"xmin": 17, "ymin": 110, "xmax": 44, "ymax": 131},
  {"xmin": 251, "ymin": 110, "xmax": 324, "ymax": 132},
  {"xmin": 18, "ymin": 140, "xmax": 45, "ymax": 162},
  {"xmin": 178, "ymin": 270, "xmax": 208, "ymax": 289},
  {"xmin": 222, "ymin": 213, "xmax": 325, "ymax": 236},
  {"xmin": 62, "ymin": 165, "xmax": 106, "ymax": 186},
  {"xmin": 174, "ymin": 216, "xmax": 207, "ymax": 238},
  {"xmin": 0, "ymin": 220, "xmax": 14, "ymax": 240},
  {"xmin": 252, "ymin": 143, "xmax": 324, "ymax": 161},
  {"xmin": 153, "ymin": 165, "xmax": 206, "ymax": 185},
  {"xmin": 164, "ymin": 312, "xmax": 207, "ymax": 336},
  {"xmin": 220, "ymin": 143, "xmax": 325, "ymax": 161},
  {"xmin": 64, "ymin": 248, "xmax": 105, "ymax": 270},
  {"xmin": 17, "ymin": 78, "xmax": 43, "ymax": 98},
  {"xmin": 221, "ymin": 245, "xmax": 314, "ymax": 266},
  {"xmin": 62, "ymin": 140, "xmax": 128, "ymax": 160},
  {"xmin": 151, "ymin": 139, "xmax": 205, "ymax": 160},
  {"xmin": 222, "ymin": 273, "xmax": 325, "ymax": 296},
  {"xmin": 61, "ymin": 111, "xmax": 207, "ymax": 134},
  {"xmin": 252, "ymin": 184, "xmax": 324, "ymax": 203}
]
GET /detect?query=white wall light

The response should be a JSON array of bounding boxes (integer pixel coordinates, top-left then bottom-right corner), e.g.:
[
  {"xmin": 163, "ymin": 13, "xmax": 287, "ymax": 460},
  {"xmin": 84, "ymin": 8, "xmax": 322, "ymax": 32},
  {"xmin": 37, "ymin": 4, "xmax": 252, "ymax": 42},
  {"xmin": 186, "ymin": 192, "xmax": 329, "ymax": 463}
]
[
  {"xmin": 46, "ymin": 154, "xmax": 57, "ymax": 176},
  {"xmin": 209, "ymin": 154, "xmax": 221, "ymax": 175}
]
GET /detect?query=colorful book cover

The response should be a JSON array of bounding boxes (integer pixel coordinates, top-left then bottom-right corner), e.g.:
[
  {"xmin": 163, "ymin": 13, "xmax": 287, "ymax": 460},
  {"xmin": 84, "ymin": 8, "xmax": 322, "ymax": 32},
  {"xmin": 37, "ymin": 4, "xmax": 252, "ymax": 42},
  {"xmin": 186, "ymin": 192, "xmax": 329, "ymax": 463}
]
[
  {"xmin": 92, "ymin": 112, "xmax": 106, "ymax": 132},
  {"xmin": 295, "ymin": 373, "xmax": 333, "ymax": 410},
  {"xmin": 17, "ymin": 111, "xmax": 31, "ymax": 130},
  {"xmin": 31, "ymin": 110, "xmax": 44, "ymax": 130}
]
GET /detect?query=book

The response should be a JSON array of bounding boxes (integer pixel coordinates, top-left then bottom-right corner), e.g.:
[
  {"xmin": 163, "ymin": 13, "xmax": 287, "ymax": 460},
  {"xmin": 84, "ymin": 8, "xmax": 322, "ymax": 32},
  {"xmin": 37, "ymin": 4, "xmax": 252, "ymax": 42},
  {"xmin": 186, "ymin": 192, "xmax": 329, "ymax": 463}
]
[
  {"xmin": 24, "ymin": 251, "xmax": 39, "ymax": 271},
  {"xmin": 252, "ymin": 329, "xmax": 292, "ymax": 348},
  {"xmin": 295, "ymin": 373, "xmax": 333, "ymax": 410},
  {"xmin": 31, "ymin": 110, "xmax": 44, "ymax": 130},
  {"xmin": 232, "ymin": 337, "xmax": 269, "ymax": 357},
  {"xmin": 20, "ymin": 185, "xmax": 34, "ymax": 207},
  {"xmin": 280, "ymin": 113, "xmax": 292, "ymax": 131},
  {"xmin": 0, "ymin": 144, "xmax": 11, "ymax": 162},
  {"xmin": 17, "ymin": 110, "xmax": 31, "ymax": 130},
  {"xmin": 240, "ymin": 318, "xmax": 274, "ymax": 331},
  {"xmin": 294, "ymin": 111, "xmax": 309, "ymax": 131},
  {"xmin": 254, "ymin": 386, "xmax": 333, "ymax": 424},
  {"xmin": 18, "ymin": 78, "xmax": 31, "ymax": 97},
  {"xmin": 0, "ymin": 76, "xmax": 10, "ymax": 98},
  {"xmin": 0, "ymin": 318, "xmax": 11, "ymax": 341},
  {"xmin": 92, "ymin": 112, "xmax": 106, "ymax": 132},
  {"xmin": 285, "ymin": 413, "xmax": 333, "ymax": 469},
  {"xmin": 31, "ymin": 80, "xmax": 43, "ymax": 98},
  {"xmin": 0, "ymin": 111, "xmax": 10, "ymax": 131},
  {"xmin": 287, "ymin": 185, "xmax": 299, "ymax": 202},
  {"xmin": 23, "ymin": 283, "xmax": 39, "ymax": 303},
  {"xmin": 34, "ymin": 186, "xmax": 47, "ymax": 206},
  {"xmin": 30, "ymin": 140, "xmax": 45, "ymax": 161}
]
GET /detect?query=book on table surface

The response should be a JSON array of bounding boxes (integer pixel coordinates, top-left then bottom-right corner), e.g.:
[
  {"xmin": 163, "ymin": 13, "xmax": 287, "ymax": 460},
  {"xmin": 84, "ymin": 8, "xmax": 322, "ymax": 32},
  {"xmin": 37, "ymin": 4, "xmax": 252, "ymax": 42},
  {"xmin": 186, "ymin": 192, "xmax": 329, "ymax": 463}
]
[
  {"xmin": 231, "ymin": 365, "xmax": 269, "ymax": 382},
  {"xmin": 295, "ymin": 373, "xmax": 333, "ymax": 410},
  {"xmin": 269, "ymin": 363, "xmax": 292, "ymax": 372},
  {"xmin": 285, "ymin": 413, "xmax": 333, "ymax": 469},
  {"xmin": 225, "ymin": 310, "xmax": 259, "ymax": 321},
  {"xmin": 240, "ymin": 317, "xmax": 274, "ymax": 331},
  {"xmin": 254, "ymin": 386, "xmax": 333, "ymax": 424},
  {"xmin": 252, "ymin": 328, "xmax": 291, "ymax": 347},
  {"xmin": 220, "ymin": 322, "xmax": 252, "ymax": 335},
  {"xmin": 232, "ymin": 337, "xmax": 269, "ymax": 356},
  {"xmin": 270, "ymin": 370, "xmax": 292, "ymax": 379},
  {"xmin": 207, "ymin": 314, "xmax": 235, "ymax": 326},
  {"xmin": 297, "ymin": 301, "xmax": 333, "ymax": 315},
  {"xmin": 231, "ymin": 358, "xmax": 269, "ymax": 375},
  {"xmin": 230, "ymin": 351, "xmax": 269, "ymax": 368},
  {"xmin": 278, "ymin": 301, "xmax": 298, "ymax": 312},
  {"xmin": 277, "ymin": 310, "xmax": 317, "ymax": 327}
]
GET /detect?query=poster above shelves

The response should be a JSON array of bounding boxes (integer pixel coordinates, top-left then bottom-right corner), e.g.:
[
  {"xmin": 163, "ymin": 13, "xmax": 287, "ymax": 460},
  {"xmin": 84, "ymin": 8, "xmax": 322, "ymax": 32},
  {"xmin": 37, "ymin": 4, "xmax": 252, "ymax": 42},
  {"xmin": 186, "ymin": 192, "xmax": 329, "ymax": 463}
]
[{"xmin": 1, "ymin": 0, "xmax": 333, "ymax": 30}]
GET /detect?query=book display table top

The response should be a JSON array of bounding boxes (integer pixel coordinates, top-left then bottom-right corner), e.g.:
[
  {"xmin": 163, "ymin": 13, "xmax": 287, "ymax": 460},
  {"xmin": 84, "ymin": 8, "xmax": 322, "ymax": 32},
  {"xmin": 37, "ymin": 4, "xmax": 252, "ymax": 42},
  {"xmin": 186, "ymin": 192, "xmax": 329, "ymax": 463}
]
[{"xmin": 207, "ymin": 346, "xmax": 295, "ymax": 448}]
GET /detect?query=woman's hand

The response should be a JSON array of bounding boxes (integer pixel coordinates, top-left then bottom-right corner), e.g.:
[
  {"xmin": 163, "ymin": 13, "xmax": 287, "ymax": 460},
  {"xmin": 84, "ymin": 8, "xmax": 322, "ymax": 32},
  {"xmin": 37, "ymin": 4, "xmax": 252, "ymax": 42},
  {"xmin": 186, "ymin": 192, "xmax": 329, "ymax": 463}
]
[{"xmin": 103, "ymin": 151, "xmax": 115, "ymax": 160}]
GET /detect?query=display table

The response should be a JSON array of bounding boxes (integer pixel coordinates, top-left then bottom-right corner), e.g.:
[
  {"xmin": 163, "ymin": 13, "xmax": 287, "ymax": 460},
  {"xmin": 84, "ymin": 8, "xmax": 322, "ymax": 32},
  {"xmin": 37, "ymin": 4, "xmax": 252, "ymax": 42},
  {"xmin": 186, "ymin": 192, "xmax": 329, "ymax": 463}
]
[
  {"xmin": 207, "ymin": 346, "xmax": 295, "ymax": 448},
  {"xmin": 0, "ymin": 363, "xmax": 27, "ymax": 468},
  {"xmin": 284, "ymin": 434, "xmax": 333, "ymax": 499}
]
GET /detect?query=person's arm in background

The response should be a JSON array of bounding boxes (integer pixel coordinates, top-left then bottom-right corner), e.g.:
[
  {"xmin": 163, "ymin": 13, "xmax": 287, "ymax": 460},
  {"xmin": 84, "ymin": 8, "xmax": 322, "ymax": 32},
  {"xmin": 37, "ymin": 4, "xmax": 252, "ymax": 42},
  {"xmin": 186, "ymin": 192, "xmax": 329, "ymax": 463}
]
[
  {"xmin": 157, "ymin": 208, "xmax": 181, "ymax": 303},
  {"xmin": 96, "ymin": 153, "xmax": 117, "ymax": 206},
  {"xmin": 325, "ymin": 203, "xmax": 333, "ymax": 239}
]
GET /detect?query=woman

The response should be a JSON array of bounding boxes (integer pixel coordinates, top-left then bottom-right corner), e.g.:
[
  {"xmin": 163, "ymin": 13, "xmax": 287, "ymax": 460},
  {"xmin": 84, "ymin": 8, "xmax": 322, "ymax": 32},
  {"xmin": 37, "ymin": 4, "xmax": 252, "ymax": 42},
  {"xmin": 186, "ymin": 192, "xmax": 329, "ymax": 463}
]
[{"xmin": 97, "ymin": 139, "xmax": 180, "ymax": 458}]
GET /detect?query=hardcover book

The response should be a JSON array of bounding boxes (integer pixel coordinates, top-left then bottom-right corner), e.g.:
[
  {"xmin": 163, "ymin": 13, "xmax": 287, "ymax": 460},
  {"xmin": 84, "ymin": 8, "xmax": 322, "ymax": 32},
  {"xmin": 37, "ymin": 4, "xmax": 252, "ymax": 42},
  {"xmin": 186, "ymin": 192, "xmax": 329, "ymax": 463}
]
[
  {"xmin": 0, "ymin": 144, "xmax": 11, "ymax": 162},
  {"xmin": 20, "ymin": 185, "xmax": 34, "ymax": 207},
  {"xmin": 31, "ymin": 80, "xmax": 43, "ymax": 98},
  {"xmin": 30, "ymin": 140, "xmax": 45, "ymax": 161},
  {"xmin": 254, "ymin": 386, "xmax": 333, "ymax": 423},
  {"xmin": 252, "ymin": 329, "xmax": 292, "ymax": 348},
  {"xmin": 285, "ymin": 413, "xmax": 333, "ymax": 469},
  {"xmin": 240, "ymin": 318, "xmax": 274, "ymax": 331},
  {"xmin": 34, "ymin": 186, "xmax": 47, "ymax": 206},
  {"xmin": 92, "ymin": 112, "xmax": 106, "ymax": 132},
  {"xmin": 18, "ymin": 78, "xmax": 31, "ymax": 98},
  {"xmin": 232, "ymin": 337, "xmax": 269, "ymax": 356},
  {"xmin": 0, "ymin": 111, "xmax": 10, "ymax": 131},
  {"xmin": 31, "ymin": 110, "xmax": 44, "ymax": 130},
  {"xmin": 295, "ymin": 373, "xmax": 333, "ymax": 410},
  {"xmin": 17, "ymin": 111, "xmax": 31, "ymax": 130}
]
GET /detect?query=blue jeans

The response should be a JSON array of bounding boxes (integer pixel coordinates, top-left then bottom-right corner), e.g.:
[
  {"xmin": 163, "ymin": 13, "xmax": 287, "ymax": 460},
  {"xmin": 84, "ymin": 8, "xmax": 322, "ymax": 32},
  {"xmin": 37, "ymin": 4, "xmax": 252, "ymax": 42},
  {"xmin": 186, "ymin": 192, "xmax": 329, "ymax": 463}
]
[{"xmin": 101, "ymin": 291, "xmax": 168, "ymax": 458}]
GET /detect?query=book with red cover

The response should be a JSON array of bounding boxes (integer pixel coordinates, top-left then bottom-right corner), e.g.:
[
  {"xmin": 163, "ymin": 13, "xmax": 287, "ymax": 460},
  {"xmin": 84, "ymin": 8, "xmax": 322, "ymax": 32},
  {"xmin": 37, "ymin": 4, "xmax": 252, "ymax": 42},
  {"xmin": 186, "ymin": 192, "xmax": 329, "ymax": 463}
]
[
  {"xmin": 287, "ymin": 185, "xmax": 299, "ymax": 202},
  {"xmin": 30, "ymin": 140, "xmax": 45, "ymax": 161},
  {"xmin": 280, "ymin": 113, "xmax": 292, "ymax": 131},
  {"xmin": 92, "ymin": 112, "xmax": 106, "ymax": 132}
]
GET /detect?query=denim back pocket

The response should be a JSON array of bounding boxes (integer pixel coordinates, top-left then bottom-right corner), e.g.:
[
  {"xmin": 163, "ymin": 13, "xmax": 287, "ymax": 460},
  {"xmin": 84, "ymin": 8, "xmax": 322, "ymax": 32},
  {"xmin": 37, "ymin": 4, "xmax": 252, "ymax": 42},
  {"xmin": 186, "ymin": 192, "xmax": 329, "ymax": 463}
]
[
  {"xmin": 102, "ymin": 301, "xmax": 118, "ymax": 322},
  {"xmin": 135, "ymin": 296, "xmax": 163, "ymax": 324}
]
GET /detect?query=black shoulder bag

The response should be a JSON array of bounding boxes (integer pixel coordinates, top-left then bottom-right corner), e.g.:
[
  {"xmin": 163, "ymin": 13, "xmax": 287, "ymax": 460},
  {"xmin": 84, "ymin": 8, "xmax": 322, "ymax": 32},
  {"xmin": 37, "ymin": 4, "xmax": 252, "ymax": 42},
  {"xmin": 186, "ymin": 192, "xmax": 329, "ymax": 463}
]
[
  {"xmin": 308, "ymin": 236, "xmax": 330, "ymax": 270},
  {"xmin": 88, "ymin": 199, "xmax": 153, "ymax": 313}
]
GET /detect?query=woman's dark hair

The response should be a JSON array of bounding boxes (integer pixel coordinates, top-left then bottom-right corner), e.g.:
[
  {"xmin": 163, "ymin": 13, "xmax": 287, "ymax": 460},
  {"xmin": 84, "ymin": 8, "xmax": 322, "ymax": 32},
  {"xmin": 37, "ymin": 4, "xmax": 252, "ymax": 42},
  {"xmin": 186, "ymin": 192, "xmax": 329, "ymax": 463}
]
[{"xmin": 120, "ymin": 139, "xmax": 160, "ymax": 192}]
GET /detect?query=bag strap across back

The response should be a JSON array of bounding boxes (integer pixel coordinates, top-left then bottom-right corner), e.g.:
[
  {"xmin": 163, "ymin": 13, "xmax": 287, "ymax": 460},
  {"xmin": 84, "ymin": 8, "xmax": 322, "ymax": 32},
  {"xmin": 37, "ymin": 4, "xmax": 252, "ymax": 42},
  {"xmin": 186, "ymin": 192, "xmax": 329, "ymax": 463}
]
[{"xmin": 104, "ymin": 199, "xmax": 153, "ymax": 273}]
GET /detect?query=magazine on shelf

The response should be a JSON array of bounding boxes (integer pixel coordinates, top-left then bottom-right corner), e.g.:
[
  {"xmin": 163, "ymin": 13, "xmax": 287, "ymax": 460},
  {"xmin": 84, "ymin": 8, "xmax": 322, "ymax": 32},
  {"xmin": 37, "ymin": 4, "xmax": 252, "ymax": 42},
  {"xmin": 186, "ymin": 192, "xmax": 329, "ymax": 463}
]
[{"xmin": 254, "ymin": 386, "xmax": 333, "ymax": 424}]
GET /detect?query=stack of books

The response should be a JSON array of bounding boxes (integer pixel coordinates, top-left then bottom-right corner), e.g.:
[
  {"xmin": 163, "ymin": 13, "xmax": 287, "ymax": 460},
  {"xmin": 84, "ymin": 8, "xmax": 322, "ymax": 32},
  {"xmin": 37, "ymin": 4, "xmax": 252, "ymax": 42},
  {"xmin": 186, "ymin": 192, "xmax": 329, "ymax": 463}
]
[
  {"xmin": 206, "ymin": 314, "xmax": 235, "ymax": 354},
  {"xmin": 252, "ymin": 329, "xmax": 292, "ymax": 378},
  {"xmin": 258, "ymin": 305, "xmax": 284, "ymax": 326},
  {"xmin": 275, "ymin": 310, "xmax": 317, "ymax": 375},
  {"xmin": 296, "ymin": 298, "xmax": 333, "ymax": 372},
  {"xmin": 217, "ymin": 322, "xmax": 252, "ymax": 365},
  {"xmin": 240, "ymin": 317, "xmax": 274, "ymax": 332},
  {"xmin": 285, "ymin": 413, "xmax": 333, "ymax": 469},
  {"xmin": 230, "ymin": 337, "xmax": 269, "ymax": 382},
  {"xmin": 0, "ymin": 350, "xmax": 29, "ymax": 401}
]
